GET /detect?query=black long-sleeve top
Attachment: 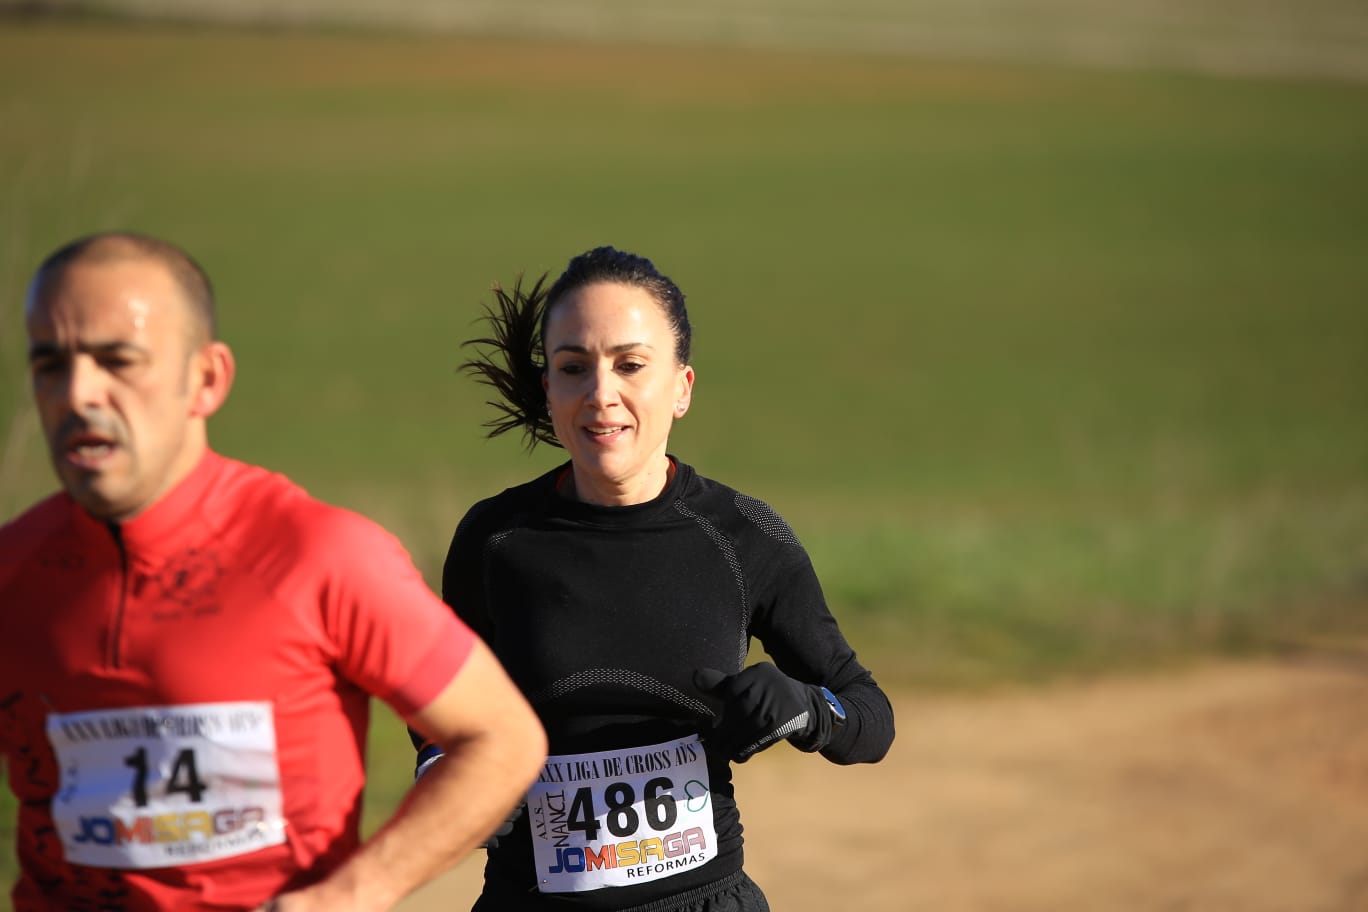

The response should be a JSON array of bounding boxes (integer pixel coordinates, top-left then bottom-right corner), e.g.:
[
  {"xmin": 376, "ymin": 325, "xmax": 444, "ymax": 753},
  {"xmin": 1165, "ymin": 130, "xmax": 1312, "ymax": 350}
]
[{"xmin": 438, "ymin": 458, "xmax": 895, "ymax": 909}]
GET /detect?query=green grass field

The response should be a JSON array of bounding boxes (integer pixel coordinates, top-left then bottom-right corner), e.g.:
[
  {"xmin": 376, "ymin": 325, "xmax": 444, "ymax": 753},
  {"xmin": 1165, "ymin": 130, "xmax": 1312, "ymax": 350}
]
[{"xmin": 2, "ymin": 15, "xmax": 1367, "ymax": 887}]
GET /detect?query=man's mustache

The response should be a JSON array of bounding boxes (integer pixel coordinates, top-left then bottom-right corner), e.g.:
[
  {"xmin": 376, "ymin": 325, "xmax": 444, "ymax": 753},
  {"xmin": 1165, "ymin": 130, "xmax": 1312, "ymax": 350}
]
[{"xmin": 52, "ymin": 409, "xmax": 125, "ymax": 448}]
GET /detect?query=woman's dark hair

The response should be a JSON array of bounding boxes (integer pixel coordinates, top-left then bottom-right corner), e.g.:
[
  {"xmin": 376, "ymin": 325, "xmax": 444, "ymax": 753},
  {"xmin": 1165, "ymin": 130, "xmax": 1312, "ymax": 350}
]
[{"xmin": 461, "ymin": 246, "xmax": 692, "ymax": 450}]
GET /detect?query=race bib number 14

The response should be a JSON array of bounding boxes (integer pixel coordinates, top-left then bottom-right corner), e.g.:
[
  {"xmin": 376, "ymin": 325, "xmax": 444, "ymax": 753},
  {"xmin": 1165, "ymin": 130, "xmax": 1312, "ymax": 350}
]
[
  {"xmin": 47, "ymin": 701, "xmax": 286, "ymax": 868},
  {"xmin": 528, "ymin": 735, "xmax": 717, "ymax": 893}
]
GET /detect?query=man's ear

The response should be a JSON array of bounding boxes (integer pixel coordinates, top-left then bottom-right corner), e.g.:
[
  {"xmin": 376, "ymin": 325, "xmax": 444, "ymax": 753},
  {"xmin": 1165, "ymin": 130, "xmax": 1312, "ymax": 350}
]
[{"xmin": 189, "ymin": 341, "xmax": 236, "ymax": 418}]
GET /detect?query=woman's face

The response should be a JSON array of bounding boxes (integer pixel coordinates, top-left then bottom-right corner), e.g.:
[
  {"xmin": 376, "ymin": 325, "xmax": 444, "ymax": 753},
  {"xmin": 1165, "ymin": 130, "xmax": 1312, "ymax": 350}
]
[{"xmin": 543, "ymin": 281, "xmax": 694, "ymax": 506}]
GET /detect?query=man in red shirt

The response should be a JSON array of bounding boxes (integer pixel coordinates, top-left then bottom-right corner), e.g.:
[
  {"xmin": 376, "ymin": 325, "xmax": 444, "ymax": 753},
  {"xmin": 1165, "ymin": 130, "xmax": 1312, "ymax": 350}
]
[{"xmin": 0, "ymin": 232, "xmax": 547, "ymax": 911}]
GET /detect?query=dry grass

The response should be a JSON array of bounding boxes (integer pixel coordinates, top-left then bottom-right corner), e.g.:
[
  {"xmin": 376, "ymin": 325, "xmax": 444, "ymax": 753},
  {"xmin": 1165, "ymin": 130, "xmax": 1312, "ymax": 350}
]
[{"xmin": 8, "ymin": 0, "xmax": 1368, "ymax": 81}]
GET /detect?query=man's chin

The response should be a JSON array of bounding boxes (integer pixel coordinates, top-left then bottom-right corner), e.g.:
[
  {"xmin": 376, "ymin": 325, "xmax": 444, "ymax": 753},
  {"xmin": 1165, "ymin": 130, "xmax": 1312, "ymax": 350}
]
[{"xmin": 61, "ymin": 475, "xmax": 129, "ymax": 523}]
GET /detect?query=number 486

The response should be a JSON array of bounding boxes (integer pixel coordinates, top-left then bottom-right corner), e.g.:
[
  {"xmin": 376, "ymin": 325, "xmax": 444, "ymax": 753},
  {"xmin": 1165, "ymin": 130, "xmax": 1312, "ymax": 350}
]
[{"xmin": 565, "ymin": 776, "xmax": 678, "ymax": 842}]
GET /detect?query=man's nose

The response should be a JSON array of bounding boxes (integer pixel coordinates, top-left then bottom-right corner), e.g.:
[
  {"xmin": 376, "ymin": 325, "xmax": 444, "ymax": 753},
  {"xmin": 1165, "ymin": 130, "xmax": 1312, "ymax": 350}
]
[{"xmin": 61, "ymin": 355, "xmax": 107, "ymax": 410}]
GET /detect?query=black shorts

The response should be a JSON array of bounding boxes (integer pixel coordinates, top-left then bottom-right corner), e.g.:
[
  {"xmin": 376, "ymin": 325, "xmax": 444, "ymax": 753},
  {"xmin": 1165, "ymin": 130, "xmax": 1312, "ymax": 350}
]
[
  {"xmin": 472, "ymin": 871, "xmax": 770, "ymax": 912},
  {"xmin": 620, "ymin": 871, "xmax": 769, "ymax": 912}
]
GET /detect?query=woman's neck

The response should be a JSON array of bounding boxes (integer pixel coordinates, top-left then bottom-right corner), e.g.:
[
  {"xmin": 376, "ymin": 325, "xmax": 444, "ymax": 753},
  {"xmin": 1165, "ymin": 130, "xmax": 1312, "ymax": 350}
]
[{"xmin": 560, "ymin": 457, "xmax": 676, "ymax": 507}]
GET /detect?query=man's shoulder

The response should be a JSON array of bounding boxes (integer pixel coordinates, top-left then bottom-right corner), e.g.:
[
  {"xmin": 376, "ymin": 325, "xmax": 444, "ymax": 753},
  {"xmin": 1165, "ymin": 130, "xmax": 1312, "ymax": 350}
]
[
  {"xmin": 217, "ymin": 456, "xmax": 402, "ymax": 553},
  {"xmin": 0, "ymin": 492, "xmax": 73, "ymax": 578},
  {"xmin": 1, "ymin": 489, "xmax": 69, "ymax": 532},
  {"xmin": 0, "ymin": 492, "xmax": 71, "ymax": 549}
]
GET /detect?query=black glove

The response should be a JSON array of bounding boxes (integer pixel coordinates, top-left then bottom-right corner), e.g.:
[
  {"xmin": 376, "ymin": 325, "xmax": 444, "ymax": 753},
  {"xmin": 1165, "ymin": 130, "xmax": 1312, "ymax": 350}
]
[
  {"xmin": 481, "ymin": 801, "xmax": 525, "ymax": 851},
  {"xmin": 694, "ymin": 663, "xmax": 830, "ymax": 763}
]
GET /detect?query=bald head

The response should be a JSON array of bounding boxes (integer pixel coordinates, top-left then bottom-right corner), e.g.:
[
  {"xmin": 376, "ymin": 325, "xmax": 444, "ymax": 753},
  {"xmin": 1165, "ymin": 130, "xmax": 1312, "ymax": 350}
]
[
  {"xmin": 24, "ymin": 231, "xmax": 237, "ymax": 522},
  {"xmin": 27, "ymin": 232, "xmax": 217, "ymax": 346}
]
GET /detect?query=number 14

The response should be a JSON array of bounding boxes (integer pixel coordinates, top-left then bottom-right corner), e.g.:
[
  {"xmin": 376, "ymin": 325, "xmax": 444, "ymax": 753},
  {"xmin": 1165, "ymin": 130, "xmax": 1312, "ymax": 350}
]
[{"xmin": 123, "ymin": 747, "xmax": 209, "ymax": 807}]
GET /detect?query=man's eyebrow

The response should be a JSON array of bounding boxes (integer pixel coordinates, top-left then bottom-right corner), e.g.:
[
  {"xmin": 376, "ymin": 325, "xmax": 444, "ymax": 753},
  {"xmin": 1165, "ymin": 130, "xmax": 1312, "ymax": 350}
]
[{"xmin": 28, "ymin": 340, "xmax": 146, "ymax": 362}]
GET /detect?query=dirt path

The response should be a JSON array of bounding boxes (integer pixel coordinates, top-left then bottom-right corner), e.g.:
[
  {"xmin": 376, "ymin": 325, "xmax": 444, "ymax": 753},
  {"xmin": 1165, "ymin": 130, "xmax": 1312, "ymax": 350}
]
[{"xmin": 400, "ymin": 655, "xmax": 1368, "ymax": 911}]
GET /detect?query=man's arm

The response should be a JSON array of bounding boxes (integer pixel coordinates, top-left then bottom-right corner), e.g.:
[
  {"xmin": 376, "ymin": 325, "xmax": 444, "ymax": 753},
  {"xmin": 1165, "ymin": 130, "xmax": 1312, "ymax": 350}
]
[{"xmin": 264, "ymin": 639, "xmax": 546, "ymax": 912}]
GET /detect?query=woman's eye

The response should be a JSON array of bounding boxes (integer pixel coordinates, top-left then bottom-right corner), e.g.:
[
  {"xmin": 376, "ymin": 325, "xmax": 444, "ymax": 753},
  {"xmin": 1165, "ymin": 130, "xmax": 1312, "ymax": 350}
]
[{"xmin": 618, "ymin": 361, "xmax": 645, "ymax": 374}]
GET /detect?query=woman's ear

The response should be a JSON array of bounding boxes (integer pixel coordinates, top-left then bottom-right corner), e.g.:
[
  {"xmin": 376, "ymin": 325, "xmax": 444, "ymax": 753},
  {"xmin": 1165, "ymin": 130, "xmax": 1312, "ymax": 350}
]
[{"xmin": 674, "ymin": 365, "xmax": 695, "ymax": 417}]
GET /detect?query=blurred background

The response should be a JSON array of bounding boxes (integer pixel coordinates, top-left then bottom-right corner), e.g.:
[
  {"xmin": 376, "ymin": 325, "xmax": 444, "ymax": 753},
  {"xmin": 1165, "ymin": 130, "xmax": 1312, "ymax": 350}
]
[{"xmin": 2, "ymin": 0, "xmax": 1366, "ymax": 905}]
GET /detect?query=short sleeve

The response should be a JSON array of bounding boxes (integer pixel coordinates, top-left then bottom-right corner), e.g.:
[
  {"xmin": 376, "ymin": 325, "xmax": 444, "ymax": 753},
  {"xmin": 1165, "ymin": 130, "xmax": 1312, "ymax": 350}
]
[{"xmin": 315, "ymin": 507, "xmax": 476, "ymax": 719}]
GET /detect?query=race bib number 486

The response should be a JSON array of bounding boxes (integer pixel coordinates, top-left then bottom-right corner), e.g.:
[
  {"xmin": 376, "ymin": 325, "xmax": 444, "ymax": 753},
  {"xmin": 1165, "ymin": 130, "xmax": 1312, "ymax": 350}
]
[
  {"xmin": 528, "ymin": 735, "xmax": 716, "ymax": 893},
  {"xmin": 46, "ymin": 701, "xmax": 286, "ymax": 868}
]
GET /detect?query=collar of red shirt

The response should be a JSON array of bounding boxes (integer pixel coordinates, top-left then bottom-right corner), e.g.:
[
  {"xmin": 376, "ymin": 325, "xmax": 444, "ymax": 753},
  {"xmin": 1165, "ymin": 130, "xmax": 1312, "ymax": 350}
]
[{"xmin": 71, "ymin": 449, "xmax": 227, "ymax": 562}]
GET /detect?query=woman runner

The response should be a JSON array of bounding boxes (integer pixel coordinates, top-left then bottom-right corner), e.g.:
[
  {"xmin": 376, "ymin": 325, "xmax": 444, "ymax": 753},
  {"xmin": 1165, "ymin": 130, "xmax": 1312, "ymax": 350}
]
[{"xmin": 414, "ymin": 246, "xmax": 895, "ymax": 911}]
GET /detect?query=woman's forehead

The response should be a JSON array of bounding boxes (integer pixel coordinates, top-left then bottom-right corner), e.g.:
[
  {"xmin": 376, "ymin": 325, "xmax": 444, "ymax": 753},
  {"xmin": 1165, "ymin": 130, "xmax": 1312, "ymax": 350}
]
[{"xmin": 546, "ymin": 282, "xmax": 670, "ymax": 342}]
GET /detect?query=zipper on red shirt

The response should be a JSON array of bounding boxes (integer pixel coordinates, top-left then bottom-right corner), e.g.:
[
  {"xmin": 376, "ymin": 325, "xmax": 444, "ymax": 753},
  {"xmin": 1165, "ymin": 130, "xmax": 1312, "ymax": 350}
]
[{"xmin": 107, "ymin": 523, "xmax": 128, "ymax": 669}]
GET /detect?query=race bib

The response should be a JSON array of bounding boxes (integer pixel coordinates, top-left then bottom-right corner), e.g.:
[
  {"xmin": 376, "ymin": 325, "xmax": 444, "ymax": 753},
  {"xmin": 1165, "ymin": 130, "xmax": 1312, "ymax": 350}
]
[
  {"xmin": 528, "ymin": 734, "xmax": 716, "ymax": 893},
  {"xmin": 46, "ymin": 701, "xmax": 286, "ymax": 868}
]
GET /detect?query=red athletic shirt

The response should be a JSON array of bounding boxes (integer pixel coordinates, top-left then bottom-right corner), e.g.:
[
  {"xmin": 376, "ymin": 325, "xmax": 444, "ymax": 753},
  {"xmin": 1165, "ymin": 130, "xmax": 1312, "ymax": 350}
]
[{"xmin": 0, "ymin": 451, "xmax": 475, "ymax": 910}]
